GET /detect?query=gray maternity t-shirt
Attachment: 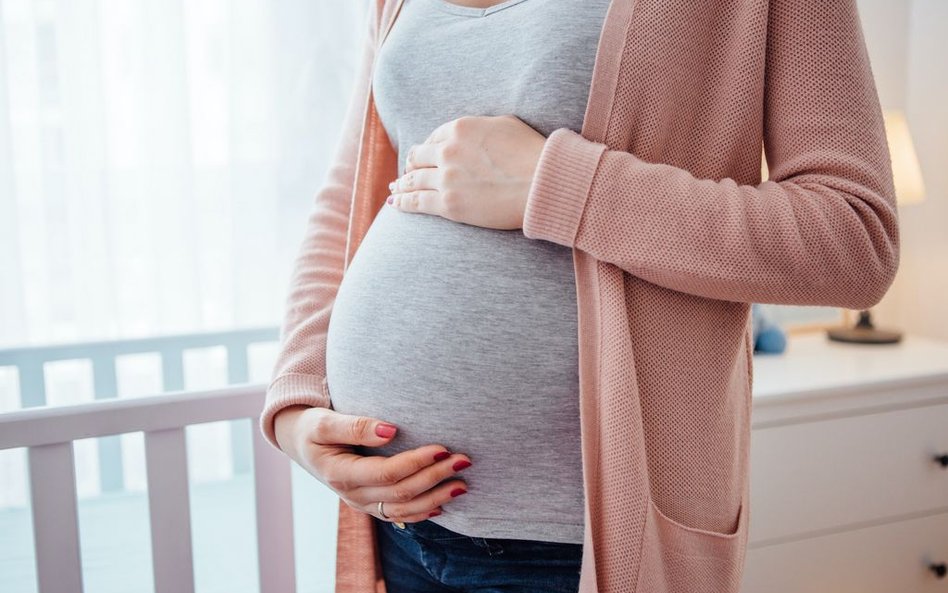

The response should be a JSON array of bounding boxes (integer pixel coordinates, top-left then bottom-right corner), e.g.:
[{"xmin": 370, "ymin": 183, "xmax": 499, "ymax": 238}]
[{"xmin": 325, "ymin": 0, "xmax": 610, "ymax": 544}]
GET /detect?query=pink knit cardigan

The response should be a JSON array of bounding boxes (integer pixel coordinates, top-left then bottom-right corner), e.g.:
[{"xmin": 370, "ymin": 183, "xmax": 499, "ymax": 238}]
[{"xmin": 258, "ymin": 0, "xmax": 900, "ymax": 591}]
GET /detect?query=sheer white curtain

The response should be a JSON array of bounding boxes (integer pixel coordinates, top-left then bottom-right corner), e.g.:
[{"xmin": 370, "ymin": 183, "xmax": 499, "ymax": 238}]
[
  {"xmin": 0, "ymin": 0, "xmax": 370, "ymax": 347},
  {"xmin": 0, "ymin": 0, "xmax": 370, "ymax": 519}
]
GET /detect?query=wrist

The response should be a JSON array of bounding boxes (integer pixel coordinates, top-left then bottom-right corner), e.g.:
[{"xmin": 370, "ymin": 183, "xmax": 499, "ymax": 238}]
[{"xmin": 273, "ymin": 404, "xmax": 310, "ymax": 456}]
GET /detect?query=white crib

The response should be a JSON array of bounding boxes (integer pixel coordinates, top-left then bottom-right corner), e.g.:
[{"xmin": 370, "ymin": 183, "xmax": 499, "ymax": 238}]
[{"xmin": 0, "ymin": 385, "xmax": 298, "ymax": 593}]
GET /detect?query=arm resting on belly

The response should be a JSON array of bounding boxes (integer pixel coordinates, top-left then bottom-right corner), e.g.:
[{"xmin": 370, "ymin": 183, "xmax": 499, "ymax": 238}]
[{"xmin": 521, "ymin": 0, "xmax": 899, "ymax": 310}]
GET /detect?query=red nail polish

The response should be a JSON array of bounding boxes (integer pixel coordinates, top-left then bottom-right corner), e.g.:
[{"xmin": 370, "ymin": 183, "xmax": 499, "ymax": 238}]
[
  {"xmin": 452, "ymin": 459, "xmax": 472, "ymax": 471},
  {"xmin": 434, "ymin": 450, "xmax": 451, "ymax": 462},
  {"xmin": 375, "ymin": 423, "xmax": 397, "ymax": 438},
  {"xmin": 429, "ymin": 510, "xmax": 442, "ymax": 517},
  {"xmin": 450, "ymin": 488, "xmax": 467, "ymax": 497}
]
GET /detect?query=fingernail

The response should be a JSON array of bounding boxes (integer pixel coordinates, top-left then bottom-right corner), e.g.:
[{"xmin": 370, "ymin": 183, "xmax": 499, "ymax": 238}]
[
  {"xmin": 452, "ymin": 459, "xmax": 472, "ymax": 471},
  {"xmin": 375, "ymin": 423, "xmax": 397, "ymax": 438},
  {"xmin": 428, "ymin": 510, "xmax": 442, "ymax": 517},
  {"xmin": 387, "ymin": 195, "xmax": 394, "ymax": 204},
  {"xmin": 388, "ymin": 181, "xmax": 396, "ymax": 191},
  {"xmin": 450, "ymin": 488, "xmax": 467, "ymax": 498},
  {"xmin": 434, "ymin": 450, "xmax": 451, "ymax": 462}
]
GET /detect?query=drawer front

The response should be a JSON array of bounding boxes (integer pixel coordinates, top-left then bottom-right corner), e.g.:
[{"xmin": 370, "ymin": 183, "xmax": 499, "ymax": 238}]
[
  {"xmin": 741, "ymin": 510, "xmax": 948, "ymax": 593},
  {"xmin": 749, "ymin": 402, "xmax": 948, "ymax": 543}
]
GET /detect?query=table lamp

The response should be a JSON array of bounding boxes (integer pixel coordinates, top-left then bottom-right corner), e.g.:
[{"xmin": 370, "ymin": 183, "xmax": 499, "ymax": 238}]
[{"xmin": 824, "ymin": 109, "xmax": 926, "ymax": 344}]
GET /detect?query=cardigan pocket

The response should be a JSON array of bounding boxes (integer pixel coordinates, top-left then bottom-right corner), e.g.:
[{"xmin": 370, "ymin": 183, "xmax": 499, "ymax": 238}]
[{"xmin": 634, "ymin": 491, "xmax": 748, "ymax": 593}]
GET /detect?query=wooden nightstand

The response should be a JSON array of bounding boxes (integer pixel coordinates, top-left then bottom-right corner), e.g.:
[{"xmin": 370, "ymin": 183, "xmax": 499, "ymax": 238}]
[{"xmin": 742, "ymin": 332, "xmax": 948, "ymax": 592}]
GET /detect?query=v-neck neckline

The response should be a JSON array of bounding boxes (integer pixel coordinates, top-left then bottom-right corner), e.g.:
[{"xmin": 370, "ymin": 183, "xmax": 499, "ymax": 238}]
[{"xmin": 428, "ymin": 0, "xmax": 531, "ymax": 17}]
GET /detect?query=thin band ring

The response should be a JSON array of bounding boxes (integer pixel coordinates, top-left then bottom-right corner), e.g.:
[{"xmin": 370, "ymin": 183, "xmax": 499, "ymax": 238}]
[{"xmin": 377, "ymin": 501, "xmax": 406, "ymax": 529}]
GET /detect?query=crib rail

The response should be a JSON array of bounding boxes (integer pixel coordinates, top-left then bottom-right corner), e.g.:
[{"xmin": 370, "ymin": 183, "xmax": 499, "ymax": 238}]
[
  {"xmin": 0, "ymin": 326, "xmax": 280, "ymax": 492},
  {"xmin": 0, "ymin": 385, "xmax": 296, "ymax": 593}
]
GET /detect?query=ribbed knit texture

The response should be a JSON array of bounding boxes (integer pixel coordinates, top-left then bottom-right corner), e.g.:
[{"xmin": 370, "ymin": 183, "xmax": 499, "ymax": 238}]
[
  {"xmin": 523, "ymin": 127, "xmax": 607, "ymax": 248},
  {"xmin": 259, "ymin": 0, "xmax": 900, "ymax": 591}
]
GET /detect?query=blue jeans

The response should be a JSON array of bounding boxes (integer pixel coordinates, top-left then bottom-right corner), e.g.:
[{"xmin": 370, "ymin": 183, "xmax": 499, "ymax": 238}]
[{"xmin": 373, "ymin": 516, "xmax": 583, "ymax": 593}]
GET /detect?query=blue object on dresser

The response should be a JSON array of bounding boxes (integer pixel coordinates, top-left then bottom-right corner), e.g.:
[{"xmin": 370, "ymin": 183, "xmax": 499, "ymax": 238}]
[{"xmin": 751, "ymin": 303, "xmax": 788, "ymax": 354}]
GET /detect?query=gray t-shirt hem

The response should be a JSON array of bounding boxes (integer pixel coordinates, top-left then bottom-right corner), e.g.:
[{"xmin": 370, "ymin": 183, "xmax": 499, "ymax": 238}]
[{"xmin": 429, "ymin": 514, "xmax": 585, "ymax": 545}]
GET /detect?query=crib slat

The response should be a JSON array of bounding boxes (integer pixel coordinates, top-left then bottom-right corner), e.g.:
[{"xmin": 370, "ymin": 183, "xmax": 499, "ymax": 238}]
[
  {"xmin": 28, "ymin": 442, "xmax": 84, "ymax": 593},
  {"xmin": 92, "ymin": 355, "xmax": 125, "ymax": 492},
  {"xmin": 144, "ymin": 427, "xmax": 195, "ymax": 593},
  {"xmin": 227, "ymin": 345, "xmax": 253, "ymax": 475},
  {"xmin": 252, "ymin": 422, "xmax": 296, "ymax": 593}
]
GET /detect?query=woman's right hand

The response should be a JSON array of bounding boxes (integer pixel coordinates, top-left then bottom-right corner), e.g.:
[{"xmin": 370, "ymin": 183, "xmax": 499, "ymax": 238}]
[{"xmin": 273, "ymin": 404, "xmax": 472, "ymax": 524}]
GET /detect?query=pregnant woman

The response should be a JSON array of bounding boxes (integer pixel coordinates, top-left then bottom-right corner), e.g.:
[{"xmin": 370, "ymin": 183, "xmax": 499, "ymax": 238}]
[{"xmin": 260, "ymin": 0, "xmax": 900, "ymax": 591}]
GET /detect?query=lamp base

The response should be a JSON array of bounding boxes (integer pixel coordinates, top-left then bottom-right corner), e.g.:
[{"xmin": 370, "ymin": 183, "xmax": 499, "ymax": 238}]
[{"xmin": 826, "ymin": 310, "xmax": 902, "ymax": 344}]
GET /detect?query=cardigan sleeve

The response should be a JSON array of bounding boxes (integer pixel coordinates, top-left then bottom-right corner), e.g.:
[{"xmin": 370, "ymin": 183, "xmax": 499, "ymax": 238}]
[
  {"xmin": 258, "ymin": 4, "xmax": 380, "ymax": 452},
  {"xmin": 522, "ymin": 0, "xmax": 900, "ymax": 310}
]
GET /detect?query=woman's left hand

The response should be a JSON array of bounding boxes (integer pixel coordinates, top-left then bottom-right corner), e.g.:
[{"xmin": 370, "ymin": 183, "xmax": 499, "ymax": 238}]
[{"xmin": 387, "ymin": 114, "xmax": 546, "ymax": 231}]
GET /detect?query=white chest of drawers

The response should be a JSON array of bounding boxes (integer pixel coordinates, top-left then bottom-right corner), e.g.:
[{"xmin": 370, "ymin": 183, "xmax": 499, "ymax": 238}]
[{"xmin": 742, "ymin": 332, "xmax": 948, "ymax": 592}]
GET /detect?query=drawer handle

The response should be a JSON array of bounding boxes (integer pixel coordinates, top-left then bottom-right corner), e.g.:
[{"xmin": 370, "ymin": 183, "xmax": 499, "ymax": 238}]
[
  {"xmin": 931, "ymin": 562, "xmax": 947, "ymax": 579},
  {"xmin": 935, "ymin": 453, "xmax": 948, "ymax": 468}
]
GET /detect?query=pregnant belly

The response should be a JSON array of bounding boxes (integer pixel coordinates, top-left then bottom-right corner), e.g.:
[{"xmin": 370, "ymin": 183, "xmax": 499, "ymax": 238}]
[{"xmin": 325, "ymin": 205, "xmax": 583, "ymax": 509}]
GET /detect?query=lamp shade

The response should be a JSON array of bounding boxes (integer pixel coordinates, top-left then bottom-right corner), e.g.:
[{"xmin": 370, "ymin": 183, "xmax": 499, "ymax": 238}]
[
  {"xmin": 760, "ymin": 143, "xmax": 768, "ymax": 182},
  {"xmin": 883, "ymin": 109, "xmax": 926, "ymax": 206}
]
